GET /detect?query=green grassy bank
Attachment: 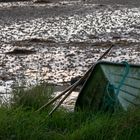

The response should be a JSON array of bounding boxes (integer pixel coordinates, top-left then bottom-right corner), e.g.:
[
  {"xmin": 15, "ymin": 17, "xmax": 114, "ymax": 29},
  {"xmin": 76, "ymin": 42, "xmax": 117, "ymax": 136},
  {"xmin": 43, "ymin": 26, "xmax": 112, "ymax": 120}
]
[{"xmin": 0, "ymin": 84, "xmax": 139, "ymax": 140}]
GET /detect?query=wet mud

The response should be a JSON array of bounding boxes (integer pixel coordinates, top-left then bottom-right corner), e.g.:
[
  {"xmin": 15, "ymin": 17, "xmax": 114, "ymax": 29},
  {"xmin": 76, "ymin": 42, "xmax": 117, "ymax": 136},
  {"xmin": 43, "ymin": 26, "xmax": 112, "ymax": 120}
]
[{"xmin": 0, "ymin": 0, "xmax": 140, "ymax": 109}]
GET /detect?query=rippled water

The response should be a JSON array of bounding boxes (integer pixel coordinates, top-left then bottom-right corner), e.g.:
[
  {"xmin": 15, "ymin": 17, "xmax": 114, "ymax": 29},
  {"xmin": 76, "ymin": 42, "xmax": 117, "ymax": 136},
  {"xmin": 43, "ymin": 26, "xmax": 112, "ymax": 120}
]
[
  {"xmin": 0, "ymin": 1, "xmax": 140, "ymax": 108},
  {"xmin": 1, "ymin": 4, "xmax": 140, "ymax": 42}
]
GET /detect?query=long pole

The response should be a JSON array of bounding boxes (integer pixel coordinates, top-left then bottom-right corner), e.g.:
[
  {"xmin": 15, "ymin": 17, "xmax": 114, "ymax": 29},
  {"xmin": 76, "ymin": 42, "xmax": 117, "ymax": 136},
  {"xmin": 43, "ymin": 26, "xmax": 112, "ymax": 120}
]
[{"xmin": 36, "ymin": 44, "xmax": 114, "ymax": 113}]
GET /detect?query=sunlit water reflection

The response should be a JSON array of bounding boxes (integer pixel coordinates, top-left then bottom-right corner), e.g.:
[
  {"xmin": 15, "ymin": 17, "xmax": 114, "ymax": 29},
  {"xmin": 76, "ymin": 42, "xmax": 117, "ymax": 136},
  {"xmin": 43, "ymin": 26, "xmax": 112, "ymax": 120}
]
[{"xmin": 0, "ymin": 1, "xmax": 140, "ymax": 108}]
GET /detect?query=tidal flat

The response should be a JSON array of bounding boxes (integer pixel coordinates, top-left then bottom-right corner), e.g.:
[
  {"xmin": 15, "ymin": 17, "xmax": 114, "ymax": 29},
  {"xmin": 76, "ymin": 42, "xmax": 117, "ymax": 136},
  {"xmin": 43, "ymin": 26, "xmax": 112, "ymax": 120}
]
[{"xmin": 0, "ymin": 0, "xmax": 140, "ymax": 108}]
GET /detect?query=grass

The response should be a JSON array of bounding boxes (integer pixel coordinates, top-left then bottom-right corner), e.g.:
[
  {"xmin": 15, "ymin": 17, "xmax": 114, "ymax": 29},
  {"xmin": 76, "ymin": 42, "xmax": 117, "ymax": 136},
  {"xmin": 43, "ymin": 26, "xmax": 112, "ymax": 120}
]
[
  {"xmin": 9, "ymin": 83, "xmax": 54, "ymax": 110},
  {"xmin": 0, "ymin": 84, "xmax": 139, "ymax": 140}
]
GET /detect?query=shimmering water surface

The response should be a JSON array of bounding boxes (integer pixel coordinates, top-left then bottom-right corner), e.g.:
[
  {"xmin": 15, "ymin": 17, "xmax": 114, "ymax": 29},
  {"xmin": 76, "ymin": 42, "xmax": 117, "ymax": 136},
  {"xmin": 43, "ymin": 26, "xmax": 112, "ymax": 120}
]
[{"xmin": 0, "ymin": 0, "xmax": 140, "ymax": 108}]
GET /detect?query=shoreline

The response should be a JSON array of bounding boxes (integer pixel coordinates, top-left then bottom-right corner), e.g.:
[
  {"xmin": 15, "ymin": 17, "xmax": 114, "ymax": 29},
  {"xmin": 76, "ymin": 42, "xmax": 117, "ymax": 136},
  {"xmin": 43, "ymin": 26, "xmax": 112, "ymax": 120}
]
[{"xmin": 0, "ymin": 0, "xmax": 140, "ymax": 96}]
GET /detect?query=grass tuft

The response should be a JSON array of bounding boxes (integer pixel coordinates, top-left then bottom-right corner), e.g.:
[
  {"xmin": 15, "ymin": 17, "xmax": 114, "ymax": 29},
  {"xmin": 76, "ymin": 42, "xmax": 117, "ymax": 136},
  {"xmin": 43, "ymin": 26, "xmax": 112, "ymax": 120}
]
[{"xmin": 10, "ymin": 83, "xmax": 53, "ymax": 111}]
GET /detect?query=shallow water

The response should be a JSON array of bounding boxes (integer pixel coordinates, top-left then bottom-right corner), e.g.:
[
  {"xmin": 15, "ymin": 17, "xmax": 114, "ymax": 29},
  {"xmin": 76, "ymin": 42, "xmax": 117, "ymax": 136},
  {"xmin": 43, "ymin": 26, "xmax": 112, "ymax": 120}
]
[{"xmin": 0, "ymin": 1, "xmax": 140, "ymax": 108}]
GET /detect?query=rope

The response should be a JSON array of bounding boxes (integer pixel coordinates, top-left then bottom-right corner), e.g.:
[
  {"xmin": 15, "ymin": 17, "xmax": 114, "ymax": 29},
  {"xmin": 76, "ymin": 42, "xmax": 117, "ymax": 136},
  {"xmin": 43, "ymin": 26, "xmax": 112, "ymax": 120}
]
[
  {"xmin": 104, "ymin": 61, "xmax": 130, "ymax": 111},
  {"xmin": 115, "ymin": 61, "xmax": 130, "ymax": 96}
]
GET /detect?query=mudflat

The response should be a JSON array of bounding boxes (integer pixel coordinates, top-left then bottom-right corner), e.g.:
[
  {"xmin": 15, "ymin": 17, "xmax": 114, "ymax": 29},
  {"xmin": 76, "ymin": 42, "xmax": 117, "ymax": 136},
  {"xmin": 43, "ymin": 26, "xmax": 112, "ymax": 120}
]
[{"xmin": 0, "ymin": 0, "xmax": 140, "ymax": 92}]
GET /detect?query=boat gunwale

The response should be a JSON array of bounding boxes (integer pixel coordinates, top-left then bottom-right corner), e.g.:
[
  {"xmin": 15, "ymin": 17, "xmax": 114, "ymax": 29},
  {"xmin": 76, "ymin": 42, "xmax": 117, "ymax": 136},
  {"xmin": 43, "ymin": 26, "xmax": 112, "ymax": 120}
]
[{"xmin": 97, "ymin": 61, "xmax": 140, "ymax": 68}]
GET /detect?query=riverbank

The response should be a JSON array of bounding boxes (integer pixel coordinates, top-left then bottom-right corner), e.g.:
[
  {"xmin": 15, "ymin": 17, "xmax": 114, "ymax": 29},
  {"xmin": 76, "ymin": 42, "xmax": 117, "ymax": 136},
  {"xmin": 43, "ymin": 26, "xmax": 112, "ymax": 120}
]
[{"xmin": 0, "ymin": 84, "xmax": 139, "ymax": 140}]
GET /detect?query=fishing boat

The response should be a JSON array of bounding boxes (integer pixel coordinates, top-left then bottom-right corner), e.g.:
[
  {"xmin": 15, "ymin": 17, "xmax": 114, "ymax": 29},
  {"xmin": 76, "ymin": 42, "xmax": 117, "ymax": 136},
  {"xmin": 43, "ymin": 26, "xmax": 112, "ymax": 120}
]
[{"xmin": 75, "ymin": 61, "xmax": 140, "ymax": 112}]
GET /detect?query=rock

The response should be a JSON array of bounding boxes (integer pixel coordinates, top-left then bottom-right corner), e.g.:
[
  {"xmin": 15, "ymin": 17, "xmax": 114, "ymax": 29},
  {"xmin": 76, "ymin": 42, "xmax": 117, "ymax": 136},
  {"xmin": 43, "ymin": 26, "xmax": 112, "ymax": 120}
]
[
  {"xmin": 5, "ymin": 48, "xmax": 36, "ymax": 55},
  {"xmin": 32, "ymin": 0, "xmax": 51, "ymax": 3},
  {"xmin": 88, "ymin": 34, "xmax": 99, "ymax": 39},
  {"xmin": 70, "ymin": 76, "xmax": 85, "ymax": 85},
  {"xmin": 65, "ymin": 53, "xmax": 75, "ymax": 57}
]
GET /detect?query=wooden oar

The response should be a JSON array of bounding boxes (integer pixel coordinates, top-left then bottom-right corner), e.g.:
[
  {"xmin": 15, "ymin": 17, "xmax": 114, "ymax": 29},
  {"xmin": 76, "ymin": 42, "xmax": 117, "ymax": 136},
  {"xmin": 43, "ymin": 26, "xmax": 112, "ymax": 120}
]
[{"xmin": 36, "ymin": 44, "xmax": 114, "ymax": 113}]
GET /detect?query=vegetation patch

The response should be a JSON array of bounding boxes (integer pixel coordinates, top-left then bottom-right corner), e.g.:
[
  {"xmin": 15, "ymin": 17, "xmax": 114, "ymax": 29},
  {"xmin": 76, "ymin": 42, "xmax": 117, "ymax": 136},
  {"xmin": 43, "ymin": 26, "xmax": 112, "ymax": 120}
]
[{"xmin": 0, "ymin": 84, "xmax": 139, "ymax": 140}]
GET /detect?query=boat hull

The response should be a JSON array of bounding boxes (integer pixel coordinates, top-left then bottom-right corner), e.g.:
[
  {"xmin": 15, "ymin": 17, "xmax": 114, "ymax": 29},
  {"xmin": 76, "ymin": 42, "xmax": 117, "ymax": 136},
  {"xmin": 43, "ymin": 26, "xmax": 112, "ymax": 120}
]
[{"xmin": 75, "ymin": 61, "xmax": 140, "ymax": 112}]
